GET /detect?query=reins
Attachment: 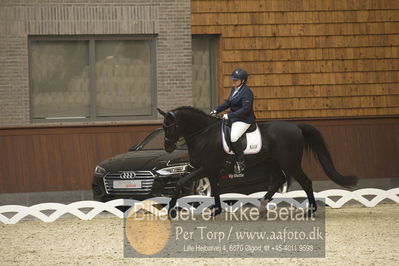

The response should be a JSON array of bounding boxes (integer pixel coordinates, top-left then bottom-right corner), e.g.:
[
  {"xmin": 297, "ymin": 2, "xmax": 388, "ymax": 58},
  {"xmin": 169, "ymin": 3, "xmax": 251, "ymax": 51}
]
[
  {"xmin": 183, "ymin": 121, "xmax": 218, "ymax": 144},
  {"xmin": 164, "ymin": 110, "xmax": 220, "ymax": 145}
]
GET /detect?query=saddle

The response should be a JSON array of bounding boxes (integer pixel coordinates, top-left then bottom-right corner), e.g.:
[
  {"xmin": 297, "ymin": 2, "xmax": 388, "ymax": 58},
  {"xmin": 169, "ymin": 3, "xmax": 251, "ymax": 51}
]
[{"xmin": 221, "ymin": 121, "xmax": 262, "ymax": 155}]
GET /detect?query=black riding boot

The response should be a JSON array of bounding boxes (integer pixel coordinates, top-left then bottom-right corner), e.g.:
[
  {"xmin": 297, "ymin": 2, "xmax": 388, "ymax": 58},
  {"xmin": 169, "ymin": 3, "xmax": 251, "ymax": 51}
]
[{"xmin": 231, "ymin": 141, "xmax": 245, "ymax": 174}]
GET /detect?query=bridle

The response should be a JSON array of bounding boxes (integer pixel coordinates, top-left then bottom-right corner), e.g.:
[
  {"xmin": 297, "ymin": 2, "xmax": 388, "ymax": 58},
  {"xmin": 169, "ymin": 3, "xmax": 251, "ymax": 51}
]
[
  {"xmin": 163, "ymin": 110, "xmax": 218, "ymax": 146},
  {"xmin": 163, "ymin": 111, "xmax": 180, "ymax": 144}
]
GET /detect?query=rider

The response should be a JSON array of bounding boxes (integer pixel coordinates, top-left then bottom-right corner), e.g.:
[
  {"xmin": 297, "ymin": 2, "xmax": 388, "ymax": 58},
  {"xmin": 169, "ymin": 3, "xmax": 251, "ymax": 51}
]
[{"xmin": 210, "ymin": 68, "xmax": 256, "ymax": 173}]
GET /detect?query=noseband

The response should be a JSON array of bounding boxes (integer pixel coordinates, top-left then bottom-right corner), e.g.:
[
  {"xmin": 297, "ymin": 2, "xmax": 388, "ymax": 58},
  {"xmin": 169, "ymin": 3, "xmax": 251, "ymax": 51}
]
[{"xmin": 163, "ymin": 111, "xmax": 179, "ymax": 144}]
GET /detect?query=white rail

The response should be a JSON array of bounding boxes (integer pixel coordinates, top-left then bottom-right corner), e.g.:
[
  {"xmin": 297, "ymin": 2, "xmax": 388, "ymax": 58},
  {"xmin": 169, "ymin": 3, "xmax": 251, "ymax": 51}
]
[{"xmin": 1, "ymin": 188, "xmax": 398, "ymax": 224}]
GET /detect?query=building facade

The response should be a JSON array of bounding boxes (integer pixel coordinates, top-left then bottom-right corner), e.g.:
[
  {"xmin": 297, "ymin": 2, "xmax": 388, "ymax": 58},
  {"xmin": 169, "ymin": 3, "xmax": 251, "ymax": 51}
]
[
  {"xmin": 0, "ymin": 0, "xmax": 193, "ymax": 126},
  {"xmin": 0, "ymin": 0, "xmax": 398, "ymax": 193}
]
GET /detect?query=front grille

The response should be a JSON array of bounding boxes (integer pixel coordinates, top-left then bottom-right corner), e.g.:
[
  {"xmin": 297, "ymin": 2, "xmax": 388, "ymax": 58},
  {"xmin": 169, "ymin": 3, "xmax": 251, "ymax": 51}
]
[{"xmin": 103, "ymin": 171, "xmax": 154, "ymax": 195}]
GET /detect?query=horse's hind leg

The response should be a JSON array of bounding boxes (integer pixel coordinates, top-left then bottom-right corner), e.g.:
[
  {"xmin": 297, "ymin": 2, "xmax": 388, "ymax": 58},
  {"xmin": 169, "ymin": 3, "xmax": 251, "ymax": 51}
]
[
  {"xmin": 292, "ymin": 168, "xmax": 317, "ymax": 216},
  {"xmin": 259, "ymin": 166, "xmax": 287, "ymax": 217},
  {"xmin": 263, "ymin": 168, "xmax": 287, "ymax": 202}
]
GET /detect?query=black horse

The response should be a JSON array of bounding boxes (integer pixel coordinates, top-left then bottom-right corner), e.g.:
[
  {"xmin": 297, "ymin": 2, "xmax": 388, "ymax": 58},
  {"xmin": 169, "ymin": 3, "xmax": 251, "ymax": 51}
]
[{"xmin": 157, "ymin": 106, "xmax": 357, "ymax": 217}]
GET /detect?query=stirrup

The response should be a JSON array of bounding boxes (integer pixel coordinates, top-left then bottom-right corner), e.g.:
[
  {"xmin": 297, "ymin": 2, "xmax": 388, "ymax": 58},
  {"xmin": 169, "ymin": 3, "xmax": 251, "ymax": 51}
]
[{"xmin": 234, "ymin": 161, "xmax": 245, "ymax": 174}]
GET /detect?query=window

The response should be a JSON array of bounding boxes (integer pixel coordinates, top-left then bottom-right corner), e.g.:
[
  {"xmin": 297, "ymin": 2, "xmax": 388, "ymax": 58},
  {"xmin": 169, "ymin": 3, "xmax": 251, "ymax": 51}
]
[
  {"xmin": 29, "ymin": 36, "xmax": 156, "ymax": 121},
  {"xmin": 30, "ymin": 40, "xmax": 90, "ymax": 119},
  {"xmin": 192, "ymin": 35, "xmax": 217, "ymax": 112}
]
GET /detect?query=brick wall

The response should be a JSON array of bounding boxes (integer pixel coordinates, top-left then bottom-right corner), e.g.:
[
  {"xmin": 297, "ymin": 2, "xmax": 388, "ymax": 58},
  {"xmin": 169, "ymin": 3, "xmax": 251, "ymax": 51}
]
[{"xmin": 0, "ymin": 0, "xmax": 192, "ymax": 127}]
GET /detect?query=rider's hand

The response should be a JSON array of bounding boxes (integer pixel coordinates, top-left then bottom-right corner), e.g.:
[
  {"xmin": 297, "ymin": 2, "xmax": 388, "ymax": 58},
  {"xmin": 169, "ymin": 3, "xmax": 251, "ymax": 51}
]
[
  {"xmin": 210, "ymin": 110, "xmax": 217, "ymax": 117},
  {"xmin": 223, "ymin": 113, "xmax": 229, "ymax": 120}
]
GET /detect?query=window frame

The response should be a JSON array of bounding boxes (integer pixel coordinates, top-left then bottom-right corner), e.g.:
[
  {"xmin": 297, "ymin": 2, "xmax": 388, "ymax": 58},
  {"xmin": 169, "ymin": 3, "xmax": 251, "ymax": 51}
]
[{"xmin": 28, "ymin": 35, "xmax": 157, "ymax": 123}]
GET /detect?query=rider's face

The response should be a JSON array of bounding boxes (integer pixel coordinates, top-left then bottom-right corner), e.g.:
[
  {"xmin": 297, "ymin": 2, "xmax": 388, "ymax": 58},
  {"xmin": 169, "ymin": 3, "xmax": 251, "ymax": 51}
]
[{"xmin": 232, "ymin": 79, "xmax": 241, "ymax": 88}]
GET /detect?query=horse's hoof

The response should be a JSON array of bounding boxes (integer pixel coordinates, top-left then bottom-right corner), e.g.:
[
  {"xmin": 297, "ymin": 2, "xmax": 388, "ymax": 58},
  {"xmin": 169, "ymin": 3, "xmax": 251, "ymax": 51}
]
[
  {"xmin": 210, "ymin": 207, "xmax": 222, "ymax": 217},
  {"xmin": 259, "ymin": 199, "xmax": 269, "ymax": 219},
  {"xmin": 306, "ymin": 206, "xmax": 317, "ymax": 218},
  {"xmin": 259, "ymin": 209, "xmax": 267, "ymax": 219},
  {"xmin": 306, "ymin": 210, "xmax": 315, "ymax": 219},
  {"xmin": 168, "ymin": 208, "xmax": 177, "ymax": 220}
]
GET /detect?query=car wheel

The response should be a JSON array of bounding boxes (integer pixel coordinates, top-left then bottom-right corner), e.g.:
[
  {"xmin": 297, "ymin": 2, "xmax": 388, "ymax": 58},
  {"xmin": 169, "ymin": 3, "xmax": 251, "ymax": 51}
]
[{"xmin": 194, "ymin": 177, "xmax": 212, "ymax": 196}]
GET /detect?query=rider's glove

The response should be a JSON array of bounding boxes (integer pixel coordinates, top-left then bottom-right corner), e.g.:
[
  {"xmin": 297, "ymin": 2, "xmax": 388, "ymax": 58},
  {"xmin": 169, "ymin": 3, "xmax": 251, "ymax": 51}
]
[
  {"xmin": 210, "ymin": 110, "xmax": 217, "ymax": 117},
  {"xmin": 223, "ymin": 113, "xmax": 229, "ymax": 120}
]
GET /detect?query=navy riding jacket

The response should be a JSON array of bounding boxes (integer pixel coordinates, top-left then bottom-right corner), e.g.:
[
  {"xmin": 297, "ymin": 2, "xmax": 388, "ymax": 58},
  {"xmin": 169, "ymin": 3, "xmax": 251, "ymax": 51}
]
[{"xmin": 215, "ymin": 84, "xmax": 256, "ymax": 124}]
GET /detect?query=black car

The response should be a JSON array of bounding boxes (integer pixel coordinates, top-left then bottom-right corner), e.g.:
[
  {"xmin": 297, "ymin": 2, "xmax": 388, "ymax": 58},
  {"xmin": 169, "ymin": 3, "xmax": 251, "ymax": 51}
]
[{"xmin": 92, "ymin": 128, "xmax": 288, "ymax": 202}]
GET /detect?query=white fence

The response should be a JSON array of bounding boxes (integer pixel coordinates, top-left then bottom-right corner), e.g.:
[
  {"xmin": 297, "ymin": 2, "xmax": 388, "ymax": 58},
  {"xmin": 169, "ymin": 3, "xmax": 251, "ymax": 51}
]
[{"xmin": 1, "ymin": 188, "xmax": 398, "ymax": 224}]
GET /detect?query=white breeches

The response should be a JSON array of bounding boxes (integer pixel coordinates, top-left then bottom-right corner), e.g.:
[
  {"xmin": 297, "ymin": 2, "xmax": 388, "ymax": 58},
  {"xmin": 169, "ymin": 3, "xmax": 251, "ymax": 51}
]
[{"xmin": 231, "ymin": 121, "xmax": 251, "ymax": 142}]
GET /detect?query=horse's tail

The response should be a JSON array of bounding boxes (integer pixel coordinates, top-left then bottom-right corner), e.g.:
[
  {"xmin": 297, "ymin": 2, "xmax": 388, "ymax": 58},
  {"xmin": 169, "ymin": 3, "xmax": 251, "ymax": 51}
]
[{"xmin": 297, "ymin": 124, "xmax": 358, "ymax": 188}]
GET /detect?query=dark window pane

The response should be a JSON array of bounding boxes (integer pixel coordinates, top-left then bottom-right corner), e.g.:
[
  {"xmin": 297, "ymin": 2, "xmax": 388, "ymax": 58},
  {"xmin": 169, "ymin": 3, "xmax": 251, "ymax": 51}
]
[
  {"xmin": 30, "ymin": 41, "xmax": 89, "ymax": 118},
  {"xmin": 192, "ymin": 37, "xmax": 213, "ymax": 112},
  {"xmin": 95, "ymin": 40, "xmax": 152, "ymax": 117}
]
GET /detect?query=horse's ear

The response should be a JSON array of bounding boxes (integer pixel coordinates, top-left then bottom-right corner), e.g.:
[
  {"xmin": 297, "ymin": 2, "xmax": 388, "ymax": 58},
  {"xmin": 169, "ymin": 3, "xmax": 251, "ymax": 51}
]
[{"xmin": 157, "ymin": 108, "xmax": 166, "ymax": 117}]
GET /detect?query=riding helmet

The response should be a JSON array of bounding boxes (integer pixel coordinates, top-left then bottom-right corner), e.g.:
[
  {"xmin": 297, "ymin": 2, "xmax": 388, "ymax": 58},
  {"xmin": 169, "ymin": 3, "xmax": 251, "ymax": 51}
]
[{"xmin": 230, "ymin": 68, "xmax": 248, "ymax": 82}]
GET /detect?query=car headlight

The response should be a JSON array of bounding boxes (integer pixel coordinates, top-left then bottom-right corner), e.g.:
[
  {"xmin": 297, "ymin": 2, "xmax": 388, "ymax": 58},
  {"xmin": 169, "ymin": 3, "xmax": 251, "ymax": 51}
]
[
  {"xmin": 94, "ymin": 165, "xmax": 107, "ymax": 176},
  {"xmin": 156, "ymin": 164, "xmax": 191, "ymax": 176}
]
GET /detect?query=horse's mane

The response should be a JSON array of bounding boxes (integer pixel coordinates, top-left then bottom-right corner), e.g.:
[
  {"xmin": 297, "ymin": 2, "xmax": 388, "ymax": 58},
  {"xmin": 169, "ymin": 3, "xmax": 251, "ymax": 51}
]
[{"xmin": 172, "ymin": 106, "xmax": 220, "ymax": 122}]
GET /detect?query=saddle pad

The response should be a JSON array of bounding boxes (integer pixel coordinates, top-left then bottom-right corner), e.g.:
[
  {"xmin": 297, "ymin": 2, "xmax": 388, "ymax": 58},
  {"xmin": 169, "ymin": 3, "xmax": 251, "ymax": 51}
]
[{"xmin": 222, "ymin": 124, "xmax": 262, "ymax": 155}]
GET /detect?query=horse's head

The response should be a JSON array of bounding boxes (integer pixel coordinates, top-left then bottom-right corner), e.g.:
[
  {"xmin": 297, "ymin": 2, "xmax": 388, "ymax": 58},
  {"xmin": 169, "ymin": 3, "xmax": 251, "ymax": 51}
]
[
  {"xmin": 158, "ymin": 106, "xmax": 218, "ymax": 153},
  {"xmin": 157, "ymin": 108, "xmax": 180, "ymax": 153}
]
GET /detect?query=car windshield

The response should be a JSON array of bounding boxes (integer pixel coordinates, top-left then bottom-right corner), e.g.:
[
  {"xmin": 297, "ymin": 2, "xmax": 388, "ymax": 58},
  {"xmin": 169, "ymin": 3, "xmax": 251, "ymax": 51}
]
[{"xmin": 139, "ymin": 129, "xmax": 187, "ymax": 150}]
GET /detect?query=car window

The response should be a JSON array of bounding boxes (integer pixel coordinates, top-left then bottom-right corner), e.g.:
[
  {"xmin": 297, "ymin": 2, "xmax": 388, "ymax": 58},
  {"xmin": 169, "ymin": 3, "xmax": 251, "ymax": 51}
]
[
  {"xmin": 140, "ymin": 130, "xmax": 164, "ymax": 150},
  {"xmin": 140, "ymin": 129, "xmax": 187, "ymax": 150}
]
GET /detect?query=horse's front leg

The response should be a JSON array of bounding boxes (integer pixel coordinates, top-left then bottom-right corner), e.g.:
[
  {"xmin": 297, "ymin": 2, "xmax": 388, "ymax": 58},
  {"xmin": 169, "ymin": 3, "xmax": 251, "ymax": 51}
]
[
  {"xmin": 168, "ymin": 167, "xmax": 204, "ymax": 219},
  {"xmin": 168, "ymin": 197, "xmax": 178, "ymax": 219},
  {"xmin": 209, "ymin": 175, "xmax": 222, "ymax": 217}
]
